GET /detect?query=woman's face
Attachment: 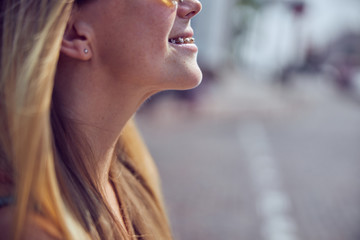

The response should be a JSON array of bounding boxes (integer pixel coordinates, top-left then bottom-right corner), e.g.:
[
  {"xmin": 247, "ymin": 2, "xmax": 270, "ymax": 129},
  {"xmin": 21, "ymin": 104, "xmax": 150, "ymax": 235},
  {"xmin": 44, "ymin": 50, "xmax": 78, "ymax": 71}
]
[{"xmin": 81, "ymin": 0, "xmax": 202, "ymax": 93}]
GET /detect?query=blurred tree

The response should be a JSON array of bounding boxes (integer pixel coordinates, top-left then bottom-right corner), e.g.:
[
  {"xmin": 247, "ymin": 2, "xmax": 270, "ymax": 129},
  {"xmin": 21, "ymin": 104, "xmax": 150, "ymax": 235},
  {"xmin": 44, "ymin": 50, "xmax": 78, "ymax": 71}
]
[
  {"xmin": 236, "ymin": 0, "xmax": 262, "ymax": 9},
  {"xmin": 232, "ymin": 0, "xmax": 266, "ymax": 66}
]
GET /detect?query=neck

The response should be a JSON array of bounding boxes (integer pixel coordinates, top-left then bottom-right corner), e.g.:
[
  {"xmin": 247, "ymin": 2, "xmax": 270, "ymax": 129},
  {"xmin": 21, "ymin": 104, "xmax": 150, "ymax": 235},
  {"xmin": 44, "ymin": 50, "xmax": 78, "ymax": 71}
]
[
  {"xmin": 68, "ymin": 93, "xmax": 142, "ymax": 187},
  {"xmin": 54, "ymin": 60, "xmax": 153, "ymax": 188}
]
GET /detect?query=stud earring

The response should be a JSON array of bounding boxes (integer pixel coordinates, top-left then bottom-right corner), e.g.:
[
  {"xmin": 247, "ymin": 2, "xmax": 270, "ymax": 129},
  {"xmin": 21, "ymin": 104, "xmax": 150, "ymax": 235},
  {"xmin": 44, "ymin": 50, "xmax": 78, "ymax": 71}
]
[{"xmin": 84, "ymin": 48, "xmax": 89, "ymax": 54}]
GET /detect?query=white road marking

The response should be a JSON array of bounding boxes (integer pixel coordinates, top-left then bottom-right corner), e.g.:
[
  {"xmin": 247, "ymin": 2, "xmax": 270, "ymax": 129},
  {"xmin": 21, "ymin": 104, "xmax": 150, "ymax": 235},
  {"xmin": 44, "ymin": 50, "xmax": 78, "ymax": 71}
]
[{"xmin": 238, "ymin": 122, "xmax": 299, "ymax": 240}]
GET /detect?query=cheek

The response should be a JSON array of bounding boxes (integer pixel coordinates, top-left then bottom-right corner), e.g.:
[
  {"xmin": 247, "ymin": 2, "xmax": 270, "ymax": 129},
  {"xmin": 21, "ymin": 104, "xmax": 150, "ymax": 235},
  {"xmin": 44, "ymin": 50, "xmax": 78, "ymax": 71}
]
[
  {"xmin": 104, "ymin": 2, "xmax": 174, "ymax": 49},
  {"xmin": 94, "ymin": 2, "xmax": 177, "ymax": 84}
]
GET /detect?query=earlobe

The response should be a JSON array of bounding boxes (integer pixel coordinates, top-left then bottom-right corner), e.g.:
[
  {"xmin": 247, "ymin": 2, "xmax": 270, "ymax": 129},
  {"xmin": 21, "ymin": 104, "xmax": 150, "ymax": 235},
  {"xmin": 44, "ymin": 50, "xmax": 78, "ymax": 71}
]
[
  {"xmin": 61, "ymin": 38, "xmax": 92, "ymax": 61},
  {"xmin": 60, "ymin": 22, "xmax": 93, "ymax": 61}
]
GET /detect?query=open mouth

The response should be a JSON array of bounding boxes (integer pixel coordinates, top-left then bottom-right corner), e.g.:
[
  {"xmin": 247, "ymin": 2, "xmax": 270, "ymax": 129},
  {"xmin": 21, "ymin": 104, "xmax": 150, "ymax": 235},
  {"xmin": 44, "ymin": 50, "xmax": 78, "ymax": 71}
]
[{"xmin": 168, "ymin": 37, "xmax": 195, "ymax": 44}]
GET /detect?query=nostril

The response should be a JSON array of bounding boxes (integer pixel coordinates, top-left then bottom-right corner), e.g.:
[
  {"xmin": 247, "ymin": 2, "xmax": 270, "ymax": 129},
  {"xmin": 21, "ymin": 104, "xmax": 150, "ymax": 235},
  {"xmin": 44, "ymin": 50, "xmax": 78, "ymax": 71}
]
[{"xmin": 185, "ymin": 11, "xmax": 197, "ymax": 18}]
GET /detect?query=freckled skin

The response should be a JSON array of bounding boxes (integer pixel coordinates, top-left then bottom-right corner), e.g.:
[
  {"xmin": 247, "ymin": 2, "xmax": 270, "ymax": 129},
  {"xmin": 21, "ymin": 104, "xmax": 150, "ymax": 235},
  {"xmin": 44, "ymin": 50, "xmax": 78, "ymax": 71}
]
[{"xmin": 80, "ymin": 0, "xmax": 202, "ymax": 95}]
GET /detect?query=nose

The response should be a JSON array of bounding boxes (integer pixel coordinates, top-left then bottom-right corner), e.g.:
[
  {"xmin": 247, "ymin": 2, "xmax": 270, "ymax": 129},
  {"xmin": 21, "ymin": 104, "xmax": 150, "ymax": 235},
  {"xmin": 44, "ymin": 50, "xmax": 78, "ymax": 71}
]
[{"xmin": 177, "ymin": 0, "xmax": 202, "ymax": 19}]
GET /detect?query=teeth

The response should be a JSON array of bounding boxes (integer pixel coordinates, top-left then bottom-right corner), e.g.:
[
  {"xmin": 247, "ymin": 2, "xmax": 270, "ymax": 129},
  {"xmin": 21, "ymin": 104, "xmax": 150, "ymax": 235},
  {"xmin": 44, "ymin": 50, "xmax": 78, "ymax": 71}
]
[{"xmin": 169, "ymin": 37, "xmax": 195, "ymax": 44}]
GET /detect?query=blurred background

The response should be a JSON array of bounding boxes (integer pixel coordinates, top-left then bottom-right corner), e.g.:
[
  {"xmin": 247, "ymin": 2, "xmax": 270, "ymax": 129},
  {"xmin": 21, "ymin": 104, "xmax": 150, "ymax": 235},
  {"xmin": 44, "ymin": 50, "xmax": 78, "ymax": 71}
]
[{"xmin": 136, "ymin": 0, "xmax": 360, "ymax": 239}]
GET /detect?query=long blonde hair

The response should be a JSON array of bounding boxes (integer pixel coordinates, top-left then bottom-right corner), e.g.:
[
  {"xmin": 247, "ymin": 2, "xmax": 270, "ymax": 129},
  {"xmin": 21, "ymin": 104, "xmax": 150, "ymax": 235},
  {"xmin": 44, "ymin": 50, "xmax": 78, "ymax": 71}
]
[{"xmin": 0, "ymin": 0, "xmax": 172, "ymax": 239}]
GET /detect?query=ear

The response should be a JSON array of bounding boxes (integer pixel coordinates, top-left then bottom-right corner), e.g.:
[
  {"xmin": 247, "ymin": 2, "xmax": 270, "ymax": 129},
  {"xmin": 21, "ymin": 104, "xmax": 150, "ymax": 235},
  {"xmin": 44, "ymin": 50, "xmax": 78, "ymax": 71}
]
[{"xmin": 61, "ymin": 21, "xmax": 93, "ymax": 61}]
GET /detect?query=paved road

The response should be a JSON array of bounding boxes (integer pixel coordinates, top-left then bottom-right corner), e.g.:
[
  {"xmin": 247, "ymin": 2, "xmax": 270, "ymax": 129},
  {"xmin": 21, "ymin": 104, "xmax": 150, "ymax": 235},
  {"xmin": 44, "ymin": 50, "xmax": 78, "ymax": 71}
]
[{"xmin": 136, "ymin": 73, "xmax": 360, "ymax": 240}]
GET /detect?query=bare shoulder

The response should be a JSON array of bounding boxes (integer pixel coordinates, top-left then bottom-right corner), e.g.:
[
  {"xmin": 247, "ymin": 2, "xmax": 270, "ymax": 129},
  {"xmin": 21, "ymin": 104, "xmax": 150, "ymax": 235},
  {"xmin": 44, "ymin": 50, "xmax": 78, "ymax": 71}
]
[{"xmin": 0, "ymin": 207, "xmax": 62, "ymax": 240}]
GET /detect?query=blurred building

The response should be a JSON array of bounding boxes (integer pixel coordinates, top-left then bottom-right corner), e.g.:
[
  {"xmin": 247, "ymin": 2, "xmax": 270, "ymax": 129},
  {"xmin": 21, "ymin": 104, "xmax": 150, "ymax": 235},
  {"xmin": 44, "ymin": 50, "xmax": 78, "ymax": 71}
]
[{"xmin": 235, "ymin": 0, "xmax": 360, "ymax": 78}]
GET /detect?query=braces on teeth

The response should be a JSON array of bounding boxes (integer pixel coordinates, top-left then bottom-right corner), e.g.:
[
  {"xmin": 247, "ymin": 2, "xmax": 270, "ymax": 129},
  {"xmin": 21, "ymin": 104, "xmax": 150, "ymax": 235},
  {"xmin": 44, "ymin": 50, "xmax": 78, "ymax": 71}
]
[{"xmin": 169, "ymin": 37, "xmax": 195, "ymax": 44}]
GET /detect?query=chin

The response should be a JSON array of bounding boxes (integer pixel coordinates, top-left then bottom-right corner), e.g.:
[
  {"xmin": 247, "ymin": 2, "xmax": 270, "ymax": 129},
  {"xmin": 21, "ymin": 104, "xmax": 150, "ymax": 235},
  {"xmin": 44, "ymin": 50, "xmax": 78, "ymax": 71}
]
[
  {"xmin": 185, "ymin": 67, "xmax": 203, "ymax": 89},
  {"xmin": 171, "ymin": 63, "xmax": 203, "ymax": 90}
]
